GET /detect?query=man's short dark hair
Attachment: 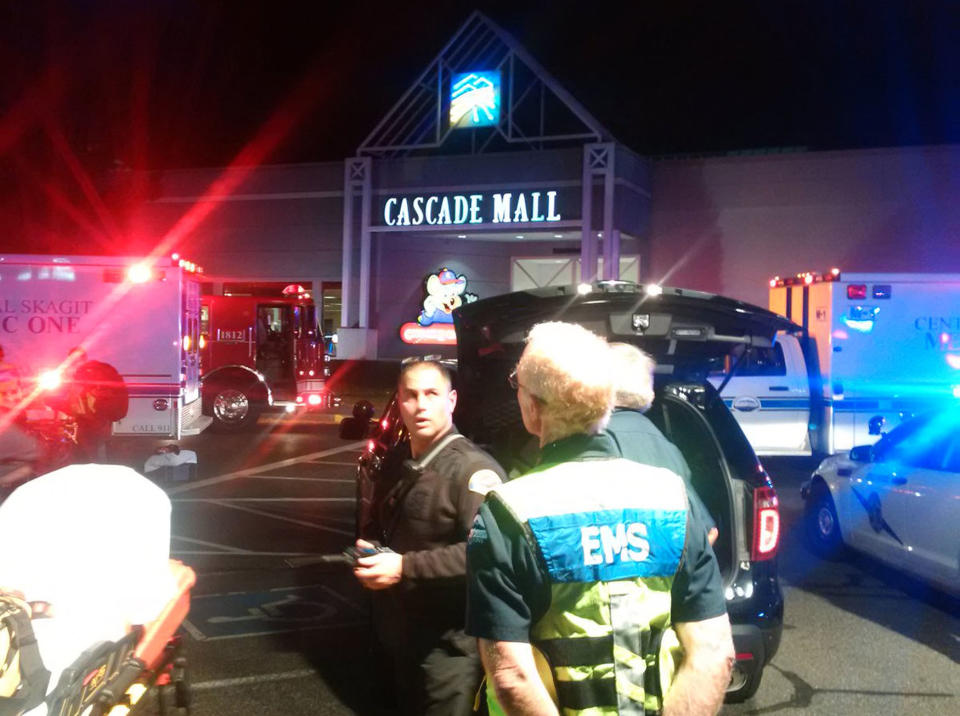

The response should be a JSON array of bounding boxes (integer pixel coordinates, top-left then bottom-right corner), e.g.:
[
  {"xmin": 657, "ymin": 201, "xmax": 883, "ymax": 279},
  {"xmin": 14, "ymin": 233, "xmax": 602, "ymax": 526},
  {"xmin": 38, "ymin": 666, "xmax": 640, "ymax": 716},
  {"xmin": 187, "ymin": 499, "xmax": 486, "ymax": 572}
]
[{"xmin": 398, "ymin": 358, "xmax": 453, "ymax": 391}]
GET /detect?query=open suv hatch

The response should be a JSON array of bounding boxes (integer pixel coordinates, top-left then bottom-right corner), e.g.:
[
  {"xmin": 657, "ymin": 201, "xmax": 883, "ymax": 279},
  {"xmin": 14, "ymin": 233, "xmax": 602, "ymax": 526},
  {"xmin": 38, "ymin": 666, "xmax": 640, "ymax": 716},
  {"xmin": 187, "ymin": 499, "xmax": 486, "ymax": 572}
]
[{"xmin": 343, "ymin": 281, "xmax": 787, "ymax": 702}]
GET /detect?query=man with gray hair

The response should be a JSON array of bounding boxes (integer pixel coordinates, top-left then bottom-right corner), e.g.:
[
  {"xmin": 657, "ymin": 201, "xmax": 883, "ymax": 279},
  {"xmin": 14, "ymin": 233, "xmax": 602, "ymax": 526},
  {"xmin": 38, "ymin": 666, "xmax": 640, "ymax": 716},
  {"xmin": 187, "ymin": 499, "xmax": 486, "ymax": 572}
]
[
  {"xmin": 467, "ymin": 321, "xmax": 733, "ymax": 716},
  {"xmin": 607, "ymin": 342, "xmax": 718, "ymax": 545}
]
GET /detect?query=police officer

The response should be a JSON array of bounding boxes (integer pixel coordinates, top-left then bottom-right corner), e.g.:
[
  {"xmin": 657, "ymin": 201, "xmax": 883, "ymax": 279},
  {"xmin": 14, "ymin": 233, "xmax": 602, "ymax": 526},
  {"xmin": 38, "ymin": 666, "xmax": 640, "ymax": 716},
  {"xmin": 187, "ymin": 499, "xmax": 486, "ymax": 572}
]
[
  {"xmin": 352, "ymin": 358, "xmax": 505, "ymax": 715},
  {"xmin": 467, "ymin": 322, "xmax": 734, "ymax": 715}
]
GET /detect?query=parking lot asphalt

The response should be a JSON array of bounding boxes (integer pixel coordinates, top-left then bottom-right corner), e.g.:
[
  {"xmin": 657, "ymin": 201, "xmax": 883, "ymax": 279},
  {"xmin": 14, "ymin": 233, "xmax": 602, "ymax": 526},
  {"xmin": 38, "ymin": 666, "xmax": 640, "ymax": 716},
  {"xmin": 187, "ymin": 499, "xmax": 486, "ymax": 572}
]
[{"xmin": 103, "ymin": 425, "xmax": 958, "ymax": 715}]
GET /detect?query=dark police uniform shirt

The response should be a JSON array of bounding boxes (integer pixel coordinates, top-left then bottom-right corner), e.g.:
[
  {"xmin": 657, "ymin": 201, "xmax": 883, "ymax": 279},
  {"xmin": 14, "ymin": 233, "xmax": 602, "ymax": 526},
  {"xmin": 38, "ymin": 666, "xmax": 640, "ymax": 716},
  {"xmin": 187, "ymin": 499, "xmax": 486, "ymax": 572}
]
[
  {"xmin": 606, "ymin": 408, "xmax": 717, "ymax": 533},
  {"xmin": 466, "ymin": 433, "xmax": 726, "ymax": 643},
  {"xmin": 377, "ymin": 428, "xmax": 506, "ymax": 625}
]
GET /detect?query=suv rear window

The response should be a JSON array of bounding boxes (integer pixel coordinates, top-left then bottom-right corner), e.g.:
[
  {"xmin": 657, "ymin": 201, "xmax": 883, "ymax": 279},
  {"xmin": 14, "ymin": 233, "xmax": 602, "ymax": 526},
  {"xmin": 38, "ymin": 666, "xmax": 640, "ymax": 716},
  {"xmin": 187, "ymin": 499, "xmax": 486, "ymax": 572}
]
[{"xmin": 708, "ymin": 343, "xmax": 787, "ymax": 378}]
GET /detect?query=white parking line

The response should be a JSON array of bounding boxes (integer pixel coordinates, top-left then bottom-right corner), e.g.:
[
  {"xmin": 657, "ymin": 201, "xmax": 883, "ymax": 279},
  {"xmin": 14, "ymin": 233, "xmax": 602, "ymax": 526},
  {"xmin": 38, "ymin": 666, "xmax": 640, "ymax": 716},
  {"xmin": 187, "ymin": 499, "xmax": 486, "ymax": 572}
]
[
  {"xmin": 192, "ymin": 669, "xmax": 318, "ymax": 691},
  {"xmin": 172, "ymin": 535, "xmax": 248, "ymax": 553},
  {"xmin": 237, "ymin": 475, "xmax": 356, "ymax": 483},
  {"xmin": 192, "ymin": 621, "xmax": 367, "ymax": 642},
  {"xmin": 167, "ymin": 441, "xmax": 365, "ymax": 495},
  {"xmin": 173, "ymin": 497, "xmax": 354, "ymax": 503},
  {"xmin": 206, "ymin": 500, "xmax": 354, "ymax": 536},
  {"xmin": 171, "ymin": 550, "xmax": 316, "ymax": 556},
  {"xmin": 305, "ymin": 460, "xmax": 362, "ymax": 466}
]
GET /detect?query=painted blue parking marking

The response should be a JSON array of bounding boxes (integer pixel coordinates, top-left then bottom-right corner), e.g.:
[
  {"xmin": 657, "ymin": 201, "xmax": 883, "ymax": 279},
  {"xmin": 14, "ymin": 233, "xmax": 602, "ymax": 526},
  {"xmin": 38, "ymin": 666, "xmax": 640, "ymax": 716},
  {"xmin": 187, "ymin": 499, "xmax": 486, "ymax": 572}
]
[{"xmin": 184, "ymin": 584, "xmax": 365, "ymax": 640}]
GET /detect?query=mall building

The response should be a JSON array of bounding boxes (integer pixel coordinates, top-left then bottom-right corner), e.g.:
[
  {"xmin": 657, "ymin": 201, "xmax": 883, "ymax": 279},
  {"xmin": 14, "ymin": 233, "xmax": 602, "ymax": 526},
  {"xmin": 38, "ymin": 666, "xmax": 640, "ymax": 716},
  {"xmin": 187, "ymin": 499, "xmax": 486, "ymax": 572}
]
[{"xmin": 132, "ymin": 12, "xmax": 960, "ymax": 360}]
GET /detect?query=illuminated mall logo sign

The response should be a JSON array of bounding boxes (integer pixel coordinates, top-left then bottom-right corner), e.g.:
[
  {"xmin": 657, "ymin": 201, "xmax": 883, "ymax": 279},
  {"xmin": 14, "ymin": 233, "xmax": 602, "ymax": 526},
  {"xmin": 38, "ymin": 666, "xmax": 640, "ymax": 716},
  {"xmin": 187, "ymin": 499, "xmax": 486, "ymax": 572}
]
[
  {"xmin": 399, "ymin": 268, "xmax": 477, "ymax": 345},
  {"xmin": 450, "ymin": 71, "xmax": 501, "ymax": 128},
  {"xmin": 382, "ymin": 190, "xmax": 561, "ymax": 227}
]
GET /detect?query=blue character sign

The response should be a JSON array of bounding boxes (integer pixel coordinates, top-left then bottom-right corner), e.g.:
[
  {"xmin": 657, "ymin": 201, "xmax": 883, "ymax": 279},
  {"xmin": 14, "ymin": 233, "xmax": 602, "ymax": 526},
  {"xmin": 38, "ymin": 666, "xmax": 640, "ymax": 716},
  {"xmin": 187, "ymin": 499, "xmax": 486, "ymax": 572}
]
[{"xmin": 417, "ymin": 268, "xmax": 478, "ymax": 326}]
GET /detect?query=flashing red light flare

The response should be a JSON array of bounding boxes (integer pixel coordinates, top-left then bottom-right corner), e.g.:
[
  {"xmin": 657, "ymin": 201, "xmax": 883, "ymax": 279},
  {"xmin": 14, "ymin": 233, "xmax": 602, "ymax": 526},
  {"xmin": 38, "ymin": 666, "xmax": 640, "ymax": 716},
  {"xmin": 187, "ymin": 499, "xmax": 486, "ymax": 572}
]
[
  {"xmin": 307, "ymin": 393, "xmax": 323, "ymax": 406},
  {"xmin": 127, "ymin": 263, "xmax": 152, "ymax": 283},
  {"xmin": 37, "ymin": 370, "xmax": 62, "ymax": 391},
  {"xmin": 12, "ymin": 154, "xmax": 113, "ymax": 251},
  {"xmin": 148, "ymin": 61, "xmax": 330, "ymax": 264},
  {"xmin": 42, "ymin": 117, "xmax": 123, "ymax": 243}
]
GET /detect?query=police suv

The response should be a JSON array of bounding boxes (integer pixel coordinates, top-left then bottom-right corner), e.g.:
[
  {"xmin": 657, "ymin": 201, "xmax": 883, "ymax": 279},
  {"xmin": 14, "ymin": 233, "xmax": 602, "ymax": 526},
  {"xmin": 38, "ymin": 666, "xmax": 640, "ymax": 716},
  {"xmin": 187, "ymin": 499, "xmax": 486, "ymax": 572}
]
[{"xmin": 342, "ymin": 281, "xmax": 789, "ymax": 703}]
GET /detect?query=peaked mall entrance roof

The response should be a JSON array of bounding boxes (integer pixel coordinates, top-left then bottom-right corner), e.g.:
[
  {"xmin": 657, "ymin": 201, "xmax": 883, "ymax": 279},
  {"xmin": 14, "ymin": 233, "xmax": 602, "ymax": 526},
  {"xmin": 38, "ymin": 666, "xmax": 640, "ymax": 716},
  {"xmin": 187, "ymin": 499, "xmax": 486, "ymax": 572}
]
[
  {"xmin": 338, "ymin": 11, "xmax": 649, "ymax": 360},
  {"xmin": 358, "ymin": 10, "xmax": 616, "ymax": 158}
]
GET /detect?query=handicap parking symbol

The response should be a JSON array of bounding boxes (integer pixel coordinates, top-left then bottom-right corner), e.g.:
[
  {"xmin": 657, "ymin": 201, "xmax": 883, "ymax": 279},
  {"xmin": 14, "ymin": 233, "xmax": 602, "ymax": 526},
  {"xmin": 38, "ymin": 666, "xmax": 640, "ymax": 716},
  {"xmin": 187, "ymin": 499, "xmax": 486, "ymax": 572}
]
[{"xmin": 185, "ymin": 585, "xmax": 361, "ymax": 640}]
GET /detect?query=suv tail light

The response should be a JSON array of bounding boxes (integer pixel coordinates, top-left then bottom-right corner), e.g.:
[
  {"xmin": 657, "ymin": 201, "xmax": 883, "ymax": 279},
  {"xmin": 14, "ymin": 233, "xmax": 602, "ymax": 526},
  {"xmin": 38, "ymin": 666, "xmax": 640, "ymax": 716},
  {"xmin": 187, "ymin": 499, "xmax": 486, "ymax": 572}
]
[{"xmin": 751, "ymin": 485, "xmax": 780, "ymax": 560}]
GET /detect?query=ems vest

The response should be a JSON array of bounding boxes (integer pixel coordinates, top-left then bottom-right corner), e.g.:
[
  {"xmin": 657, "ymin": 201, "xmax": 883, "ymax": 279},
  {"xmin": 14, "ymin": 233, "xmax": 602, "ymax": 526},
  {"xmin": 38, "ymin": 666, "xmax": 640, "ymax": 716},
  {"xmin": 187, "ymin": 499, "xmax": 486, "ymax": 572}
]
[{"xmin": 487, "ymin": 458, "xmax": 688, "ymax": 715}]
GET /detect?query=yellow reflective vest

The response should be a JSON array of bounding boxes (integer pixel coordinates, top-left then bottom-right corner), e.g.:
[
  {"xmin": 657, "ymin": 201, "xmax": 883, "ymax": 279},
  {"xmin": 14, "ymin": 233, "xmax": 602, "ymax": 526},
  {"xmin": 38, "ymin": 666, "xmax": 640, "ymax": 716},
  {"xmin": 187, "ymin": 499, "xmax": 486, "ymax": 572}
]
[{"xmin": 486, "ymin": 457, "xmax": 688, "ymax": 715}]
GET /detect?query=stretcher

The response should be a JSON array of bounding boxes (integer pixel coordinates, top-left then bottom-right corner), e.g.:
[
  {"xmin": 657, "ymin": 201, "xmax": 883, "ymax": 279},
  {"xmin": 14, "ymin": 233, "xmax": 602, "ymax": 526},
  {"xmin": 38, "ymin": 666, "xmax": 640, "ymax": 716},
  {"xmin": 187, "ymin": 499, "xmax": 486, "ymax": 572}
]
[
  {"xmin": 37, "ymin": 560, "xmax": 196, "ymax": 716},
  {"xmin": 0, "ymin": 465, "xmax": 196, "ymax": 716}
]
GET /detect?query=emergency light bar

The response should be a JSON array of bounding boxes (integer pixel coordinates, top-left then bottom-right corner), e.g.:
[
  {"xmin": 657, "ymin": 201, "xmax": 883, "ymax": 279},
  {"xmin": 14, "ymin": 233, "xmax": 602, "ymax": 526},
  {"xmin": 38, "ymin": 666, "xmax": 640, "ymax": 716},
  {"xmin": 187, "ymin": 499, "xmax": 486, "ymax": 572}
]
[
  {"xmin": 168, "ymin": 253, "xmax": 204, "ymax": 274},
  {"xmin": 769, "ymin": 268, "xmax": 841, "ymax": 288}
]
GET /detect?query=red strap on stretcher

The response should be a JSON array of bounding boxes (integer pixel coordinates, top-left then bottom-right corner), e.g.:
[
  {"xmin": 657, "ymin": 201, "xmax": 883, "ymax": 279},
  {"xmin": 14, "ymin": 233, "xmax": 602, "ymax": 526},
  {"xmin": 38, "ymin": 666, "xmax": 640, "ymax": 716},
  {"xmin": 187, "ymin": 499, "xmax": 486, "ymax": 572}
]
[{"xmin": 133, "ymin": 560, "xmax": 196, "ymax": 670}]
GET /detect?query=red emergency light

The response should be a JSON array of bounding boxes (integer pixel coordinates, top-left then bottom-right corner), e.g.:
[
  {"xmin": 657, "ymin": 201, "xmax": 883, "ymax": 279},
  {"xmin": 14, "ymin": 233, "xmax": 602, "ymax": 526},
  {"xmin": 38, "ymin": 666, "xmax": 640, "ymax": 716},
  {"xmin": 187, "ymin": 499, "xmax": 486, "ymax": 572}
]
[
  {"xmin": 769, "ymin": 269, "xmax": 842, "ymax": 288},
  {"xmin": 127, "ymin": 263, "xmax": 153, "ymax": 283}
]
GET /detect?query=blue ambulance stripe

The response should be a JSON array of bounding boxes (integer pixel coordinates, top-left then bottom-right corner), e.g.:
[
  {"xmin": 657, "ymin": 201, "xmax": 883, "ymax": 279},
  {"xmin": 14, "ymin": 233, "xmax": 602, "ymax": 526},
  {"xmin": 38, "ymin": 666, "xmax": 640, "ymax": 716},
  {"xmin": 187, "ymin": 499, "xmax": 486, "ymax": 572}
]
[{"xmin": 527, "ymin": 508, "xmax": 686, "ymax": 584}]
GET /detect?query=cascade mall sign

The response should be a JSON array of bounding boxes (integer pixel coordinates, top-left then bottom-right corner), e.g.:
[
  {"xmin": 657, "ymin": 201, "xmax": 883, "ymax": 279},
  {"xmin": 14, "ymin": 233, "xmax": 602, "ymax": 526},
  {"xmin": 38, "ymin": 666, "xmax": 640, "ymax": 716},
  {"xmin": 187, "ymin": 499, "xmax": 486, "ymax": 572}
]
[{"xmin": 380, "ymin": 189, "xmax": 562, "ymax": 228}]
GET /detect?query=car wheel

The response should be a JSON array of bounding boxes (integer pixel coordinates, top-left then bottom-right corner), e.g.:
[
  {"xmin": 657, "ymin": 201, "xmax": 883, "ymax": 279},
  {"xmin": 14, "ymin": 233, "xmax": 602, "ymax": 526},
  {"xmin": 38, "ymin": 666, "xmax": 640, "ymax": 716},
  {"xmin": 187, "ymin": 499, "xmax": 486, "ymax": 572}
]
[
  {"xmin": 207, "ymin": 385, "xmax": 261, "ymax": 433},
  {"xmin": 726, "ymin": 666, "xmax": 763, "ymax": 703},
  {"xmin": 805, "ymin": 481, "xmax": 845, "ymax": 559}
]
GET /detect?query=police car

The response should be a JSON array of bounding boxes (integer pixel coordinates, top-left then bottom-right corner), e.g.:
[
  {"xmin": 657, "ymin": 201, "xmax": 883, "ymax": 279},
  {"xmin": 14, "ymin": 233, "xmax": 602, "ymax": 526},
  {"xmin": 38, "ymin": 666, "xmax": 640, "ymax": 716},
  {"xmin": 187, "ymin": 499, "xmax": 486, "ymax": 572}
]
[
  {"xmin": 802, "ymin": 405, "xmax": 960, "ymax": 596},
  {"xmin": 342, "ymin": 281, "xmax": 793, "ymax": 702}
]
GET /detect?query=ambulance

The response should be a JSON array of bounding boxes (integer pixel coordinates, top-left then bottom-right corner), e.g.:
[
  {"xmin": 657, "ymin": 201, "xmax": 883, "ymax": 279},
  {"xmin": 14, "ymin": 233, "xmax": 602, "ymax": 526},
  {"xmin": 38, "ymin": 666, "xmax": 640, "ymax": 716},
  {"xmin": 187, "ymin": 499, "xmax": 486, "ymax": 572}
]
[
  {"xmin": 0, "ymin": 254, "xmax": 210, "ymax": 438},
  {"xmin": 711, "ymin": 270, "xmax": 960, "ymax": 456},
  {"xmin": 199, "ymin": 285, "xmax": 334, "ymax": 431}
]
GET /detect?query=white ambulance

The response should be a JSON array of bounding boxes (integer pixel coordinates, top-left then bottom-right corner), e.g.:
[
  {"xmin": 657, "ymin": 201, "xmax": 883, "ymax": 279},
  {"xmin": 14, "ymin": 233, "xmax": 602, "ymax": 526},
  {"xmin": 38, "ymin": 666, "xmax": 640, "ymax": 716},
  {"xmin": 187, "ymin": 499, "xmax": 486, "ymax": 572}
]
[
  {"xmin": 711, "ymin": 271, "xmax": 960, "ymax": 456},
  {"xmin": 0, "ymin": 254, "xmax": 211, "ymax": 438}
]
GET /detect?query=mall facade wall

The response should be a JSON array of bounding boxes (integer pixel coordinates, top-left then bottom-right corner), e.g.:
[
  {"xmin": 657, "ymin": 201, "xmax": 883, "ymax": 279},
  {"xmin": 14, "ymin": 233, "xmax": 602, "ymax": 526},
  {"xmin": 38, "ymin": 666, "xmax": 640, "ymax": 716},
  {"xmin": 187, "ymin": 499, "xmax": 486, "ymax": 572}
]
[
  {"xmin": 131, "ymin": 143, "xmax": 959, "ymax": 358},
  {"xmin": 649, "ymin": 143, "xmax": 960, "ymax": 307},
  {"xmin": 133, "ymin": 143, "xmax": 652, "ymax": 359}
]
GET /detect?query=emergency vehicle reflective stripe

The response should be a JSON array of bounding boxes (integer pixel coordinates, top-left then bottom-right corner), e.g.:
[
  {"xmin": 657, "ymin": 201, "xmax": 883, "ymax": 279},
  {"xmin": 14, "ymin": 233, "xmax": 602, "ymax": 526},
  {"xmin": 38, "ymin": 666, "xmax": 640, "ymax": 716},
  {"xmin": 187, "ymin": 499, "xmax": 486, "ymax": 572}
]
[
  {"xmin": 495, "ymin": 459, "xmax": 689, "ymax": 521},
  {"xmin": 610, "ymin": 588, "xmax": 651, "ymax": 715}
]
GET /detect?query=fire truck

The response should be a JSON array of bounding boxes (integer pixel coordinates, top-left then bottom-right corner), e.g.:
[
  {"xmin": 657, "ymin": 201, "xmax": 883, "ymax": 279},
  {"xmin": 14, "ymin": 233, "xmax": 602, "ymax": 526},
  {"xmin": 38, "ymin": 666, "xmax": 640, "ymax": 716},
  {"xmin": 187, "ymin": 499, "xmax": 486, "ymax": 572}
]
[
  {"xmin": 199, "ymin": 284, "xmax": 334, "ymax": 431},
  {"xmin": 0, "ymin": 254, "xmax": 210, "ymax": 438}
]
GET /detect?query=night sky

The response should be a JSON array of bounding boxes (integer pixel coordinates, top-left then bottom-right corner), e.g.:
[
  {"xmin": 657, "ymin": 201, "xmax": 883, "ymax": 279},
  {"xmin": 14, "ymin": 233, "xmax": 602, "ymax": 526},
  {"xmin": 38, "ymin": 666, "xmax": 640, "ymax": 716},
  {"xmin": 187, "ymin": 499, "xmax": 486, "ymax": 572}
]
[{"xmin": 0, "ymin": 1, "xmax": 956, "ymax": 246}]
